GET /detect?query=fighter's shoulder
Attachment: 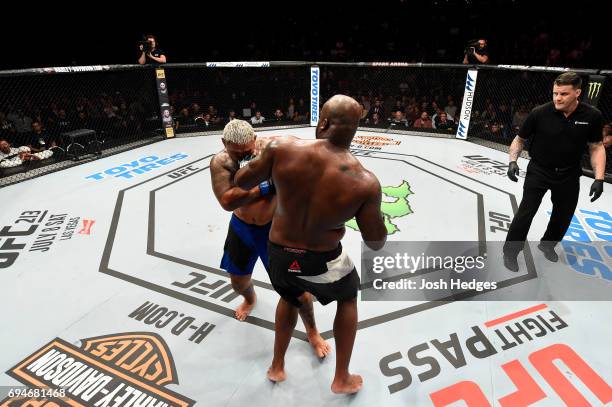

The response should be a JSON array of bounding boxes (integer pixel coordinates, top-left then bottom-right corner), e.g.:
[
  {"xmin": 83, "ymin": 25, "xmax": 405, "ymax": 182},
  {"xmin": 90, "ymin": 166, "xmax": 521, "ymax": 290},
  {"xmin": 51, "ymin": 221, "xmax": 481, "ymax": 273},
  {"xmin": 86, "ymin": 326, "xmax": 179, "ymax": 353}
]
[
  {"xmin": 358, "ymin": 167, "xmax": 382, "ymax": 192},
  {"xmin": 211, "ymin": 151, "xmax": 232, "ymax": 170},
  {"xmin": 262, "ymin": 135, "xmax": 303, "ymax": 151}
]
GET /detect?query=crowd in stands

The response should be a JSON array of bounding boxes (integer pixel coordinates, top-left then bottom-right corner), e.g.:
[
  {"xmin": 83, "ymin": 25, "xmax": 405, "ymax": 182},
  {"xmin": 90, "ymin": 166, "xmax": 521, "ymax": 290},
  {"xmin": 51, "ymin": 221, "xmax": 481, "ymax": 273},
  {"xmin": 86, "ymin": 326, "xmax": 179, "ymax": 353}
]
[
  {"xmin": 2, "ymin": 66, "xmax": 611, "ymax": 175},
  {"xmin": 0, "ymin": 90, "xmax": 156, "ymax": 170}
]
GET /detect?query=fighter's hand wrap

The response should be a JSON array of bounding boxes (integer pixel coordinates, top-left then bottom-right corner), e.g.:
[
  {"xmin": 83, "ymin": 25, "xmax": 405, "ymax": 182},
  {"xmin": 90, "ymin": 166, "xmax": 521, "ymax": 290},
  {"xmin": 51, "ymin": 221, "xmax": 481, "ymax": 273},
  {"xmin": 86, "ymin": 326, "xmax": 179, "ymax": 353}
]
[
  {"xmin": 590, "ymin": 179, "xmax": 604, "ymax": 202},
  {"xmin": 507, "ymin": 161, "xmax": 520, "ymax": 182},
  {"xmin": 259, "ymin": 179, "xmax": 275, "ymax": 196}
]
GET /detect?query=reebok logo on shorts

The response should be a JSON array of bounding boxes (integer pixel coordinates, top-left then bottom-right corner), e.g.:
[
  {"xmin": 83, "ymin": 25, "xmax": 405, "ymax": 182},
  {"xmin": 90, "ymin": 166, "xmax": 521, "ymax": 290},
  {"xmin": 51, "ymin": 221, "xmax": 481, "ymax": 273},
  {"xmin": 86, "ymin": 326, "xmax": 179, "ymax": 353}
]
[{"xmin": 288, "ymin": 260, "xmax": 301, "ymax": 273}]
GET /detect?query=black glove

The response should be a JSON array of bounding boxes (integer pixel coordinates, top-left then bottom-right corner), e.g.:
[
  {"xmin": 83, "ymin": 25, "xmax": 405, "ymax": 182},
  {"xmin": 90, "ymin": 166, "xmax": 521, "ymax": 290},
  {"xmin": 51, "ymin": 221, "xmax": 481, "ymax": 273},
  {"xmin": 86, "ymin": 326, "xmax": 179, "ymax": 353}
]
[
  {"xmin": 507, "ymin": 161, "xmax": 520, "ymax": 182},
  {"xmin": 590, "ymin": 179, "xmax": 604, "ymax": 202}
]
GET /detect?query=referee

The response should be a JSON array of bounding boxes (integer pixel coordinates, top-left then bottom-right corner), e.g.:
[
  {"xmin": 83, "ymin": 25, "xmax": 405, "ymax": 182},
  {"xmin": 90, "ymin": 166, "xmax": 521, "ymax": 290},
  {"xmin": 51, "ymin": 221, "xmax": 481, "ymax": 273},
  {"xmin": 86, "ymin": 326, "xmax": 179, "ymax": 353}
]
[{"xmin": 503, "ymin": 72, "xmax": 606, "ymax": 272}]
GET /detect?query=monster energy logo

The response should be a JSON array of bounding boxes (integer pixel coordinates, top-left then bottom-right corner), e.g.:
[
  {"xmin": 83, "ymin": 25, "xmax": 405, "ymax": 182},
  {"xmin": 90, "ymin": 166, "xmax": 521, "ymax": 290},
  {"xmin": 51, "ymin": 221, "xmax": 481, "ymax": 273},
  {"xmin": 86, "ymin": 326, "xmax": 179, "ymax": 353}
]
[
  {"xmin": 346, "ymin": 180, "xmax": 413, "ymax": 234},
  {"xmin": 587, "ymin": 82, "xmax": 602, "ymax": 99}
]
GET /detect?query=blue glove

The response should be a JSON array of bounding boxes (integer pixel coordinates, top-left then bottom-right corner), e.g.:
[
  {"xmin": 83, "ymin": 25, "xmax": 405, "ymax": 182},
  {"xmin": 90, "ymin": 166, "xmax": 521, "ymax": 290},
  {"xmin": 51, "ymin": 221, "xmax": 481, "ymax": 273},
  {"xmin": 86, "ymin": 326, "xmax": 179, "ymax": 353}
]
[{"xmin": 259, "ymin": 179, "xmax": 275, "ymax": 196}]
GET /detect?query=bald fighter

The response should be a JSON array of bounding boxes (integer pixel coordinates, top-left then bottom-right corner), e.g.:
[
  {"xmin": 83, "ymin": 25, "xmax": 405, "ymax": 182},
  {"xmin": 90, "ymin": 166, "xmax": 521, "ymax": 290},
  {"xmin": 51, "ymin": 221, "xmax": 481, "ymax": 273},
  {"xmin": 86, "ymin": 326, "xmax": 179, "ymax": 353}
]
[
  {"xmin": 211, "ymin": 119, "xmax": 330, "ymax": 357},
  {"xmin": 235, "ymin": 95, "xmax": 387, "ymax": 394}
]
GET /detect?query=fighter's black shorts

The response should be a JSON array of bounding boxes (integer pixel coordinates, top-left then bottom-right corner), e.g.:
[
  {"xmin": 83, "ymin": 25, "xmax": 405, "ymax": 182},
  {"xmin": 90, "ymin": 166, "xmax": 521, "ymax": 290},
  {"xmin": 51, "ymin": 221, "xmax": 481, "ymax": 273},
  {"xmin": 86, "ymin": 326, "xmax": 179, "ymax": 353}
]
[{"xmin": 267, "ymin": 241, "xmax": 360, "ymax": 307}]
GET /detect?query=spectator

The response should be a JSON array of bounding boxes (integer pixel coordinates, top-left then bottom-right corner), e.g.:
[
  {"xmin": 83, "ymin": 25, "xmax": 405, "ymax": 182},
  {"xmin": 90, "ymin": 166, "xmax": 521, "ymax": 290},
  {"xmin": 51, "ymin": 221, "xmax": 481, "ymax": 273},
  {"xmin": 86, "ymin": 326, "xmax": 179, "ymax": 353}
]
[
  {"xmin": 463, "ymin": 38, "xmax": 490, "ymax": 64},
  {"xmin": 103, "ymin": 101, "xmax": 119, "ymax": 119},
  {"xmin": 388, "ymin": 110, "xmax": 408, "ymax": 128},
  {"xmin": 55, "ymin": 109, "xmax": 72, "ymax": 134},
  {"xmin": 365, "ymin": 112, "xmax": 383, "ymax": 127},
  {"xmin": 512, "ymin": 105, "xmax": 529, "ymax": 132},
  {"xmin": 195, "ymin": 113, "xmax": 214, "ymax": 128},
  {"xmin": 0, "ymin": 138, "xmax": 52, "ymax": 168},
  {"xmin": 444, "ymin": 99, "xmax": 458, "ymax": 121},
  {"xmin": 295, "ymin": 98, "xmax": 308, "ymax": 121},
  {"xmin": 175, "ymin": 107, "xmax": 195, "ymax": 131},
  {"xmin": 191, "ymin": 103, "xmax": 202, "ymax": 119},
  {"xmin": 273, "ymin": 109, "xmax": 284, "ymax": 122},
  {"xmin": 0, "ymin": 112, "xmax": 17, "ymax": 142},
  {"xmin": 480, "ymin": 102, "xmax": 497, "ymax": 125},
  {"xmin": 250, "ymin": 111, "xmax": 265, "ymax": 125},
  {"xmin": 431, "ymin": 108, "xmax": 444, "ymax": 128},
  {"xmin": 368, "ymin": 98, "xmax": 385, "ymax": 120},
  {"xmin": 483, "ymin": 122, "xmax": 504, "ymax": 140},
  {"xmin": 413, "ymin": 111, "xmax": 433, "ymax": 128},
  {"xmin": 434, "ymin": 112, "xmax": 455, "ymax": 131},
  {"xmin": 74, "ymin": 111, "xmax": 92, "ymax": 129},
  {"xmin": 1, "ymin": 139, "xmax": 29, "ymax": 168},
  {"xmin": 138, "ymin": 35, "xmax": 167, "ymax": 65},
  {"xmin": 207, "ymin": 105, "xmax": 219, "ymax": 120},
  {"xmin": 7, "ymin": 109, "xmax": 32, "ymax": 134},
  {"xmin": 497, "ymin": 103, "xmax": 512, "ymax": 137},
  {"xmin": 405, "ymin": 103, "xmax": 420, "ymax": 125},
  {"xmin": 29, "ymin": 121, "xmax": 57, "ymax": 152},
  {"xmin": 226, "ymin": 110, "xmax": 237, "ymax": 123},
  {"xmin": 420, "ymin": 101, "xmax": 432, "ymax": 116},
  {"xmin": 392, "ymin": 99, "xmax": 405, "ymax": 114},
  {"xmin": 287, "ymin": 98, "xmax": 296, "ymax": 120}
]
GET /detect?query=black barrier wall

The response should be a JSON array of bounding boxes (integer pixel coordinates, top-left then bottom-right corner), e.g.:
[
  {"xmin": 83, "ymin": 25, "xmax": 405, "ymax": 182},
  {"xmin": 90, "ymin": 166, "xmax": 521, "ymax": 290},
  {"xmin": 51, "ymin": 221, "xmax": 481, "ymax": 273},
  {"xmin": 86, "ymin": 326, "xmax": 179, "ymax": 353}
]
[{"xmin": 0, "ymin": 62, "xmax": 610, "ymax": 186}]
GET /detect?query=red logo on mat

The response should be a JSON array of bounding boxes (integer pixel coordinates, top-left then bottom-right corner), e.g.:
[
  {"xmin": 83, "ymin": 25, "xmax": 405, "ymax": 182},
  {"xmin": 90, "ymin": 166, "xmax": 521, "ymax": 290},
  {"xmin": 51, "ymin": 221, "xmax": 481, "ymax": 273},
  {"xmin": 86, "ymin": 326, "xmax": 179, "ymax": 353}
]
[
  {"xmin": 288, "ymin": 260, "xmax": 301, "ymax": 273},
  {"xmin": 79, "ymin": 219, "xmax": 95, "ymax": 235}
]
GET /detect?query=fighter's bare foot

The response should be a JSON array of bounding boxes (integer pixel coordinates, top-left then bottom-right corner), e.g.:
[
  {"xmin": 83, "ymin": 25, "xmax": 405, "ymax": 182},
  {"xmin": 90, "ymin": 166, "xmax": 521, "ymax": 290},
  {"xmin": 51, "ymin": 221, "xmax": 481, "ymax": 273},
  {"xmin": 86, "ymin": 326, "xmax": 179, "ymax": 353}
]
[
  {"xmin": 331, "ymin": 374, "xmax": 363, "ymax": 394},
  {"xmin": 308, "ymin": 333, "xmax": 331, "ymax": 358},
  {"xmin": 267, "ymin": 366, "xmax": 286, "ymax": 382},
  {"xmin": 235, "ymin": 295, "xmax": 256, "ymax": 321}
]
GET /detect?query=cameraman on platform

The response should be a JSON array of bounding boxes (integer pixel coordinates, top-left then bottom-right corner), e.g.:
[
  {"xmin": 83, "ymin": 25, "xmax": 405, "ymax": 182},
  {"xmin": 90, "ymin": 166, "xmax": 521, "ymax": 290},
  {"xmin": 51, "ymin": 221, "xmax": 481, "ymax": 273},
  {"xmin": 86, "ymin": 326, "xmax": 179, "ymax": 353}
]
[
  {"xmin": 138, "ymin": 35, "xmax": 167, "ymax": 65},
  {"xmin": 463, "ymin": 38, "xmax": 489, "ymax": 64}
]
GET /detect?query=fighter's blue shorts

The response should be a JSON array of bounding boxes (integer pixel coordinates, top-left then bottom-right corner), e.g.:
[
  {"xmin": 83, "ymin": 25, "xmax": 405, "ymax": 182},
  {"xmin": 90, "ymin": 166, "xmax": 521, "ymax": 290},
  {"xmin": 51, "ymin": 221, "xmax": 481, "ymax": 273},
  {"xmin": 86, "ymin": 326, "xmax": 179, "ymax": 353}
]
[{"xmin": 220, "ymin": 214, "xmax": 271, "ymax": 276}]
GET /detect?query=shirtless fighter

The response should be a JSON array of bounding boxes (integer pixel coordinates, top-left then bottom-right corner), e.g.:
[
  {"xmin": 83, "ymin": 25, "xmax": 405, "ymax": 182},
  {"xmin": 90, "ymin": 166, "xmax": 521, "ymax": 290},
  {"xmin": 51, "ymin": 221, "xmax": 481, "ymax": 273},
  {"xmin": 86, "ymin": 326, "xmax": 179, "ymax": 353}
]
[
  {"xmin": 235, "ymin": 96, "xmax": 387, "ymax": 393},
  {"xmin": 211, "ymin": 119, "xmax": 330, "ymax": 357}
]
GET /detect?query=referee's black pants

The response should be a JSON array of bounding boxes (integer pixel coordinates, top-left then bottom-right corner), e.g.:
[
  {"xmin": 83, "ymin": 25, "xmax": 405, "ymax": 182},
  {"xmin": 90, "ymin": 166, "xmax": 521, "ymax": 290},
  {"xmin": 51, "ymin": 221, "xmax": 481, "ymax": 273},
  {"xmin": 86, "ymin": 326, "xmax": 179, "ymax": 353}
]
[{"xmin": 503, "ymin": 160, "xmax": 581, "ymax": 256}]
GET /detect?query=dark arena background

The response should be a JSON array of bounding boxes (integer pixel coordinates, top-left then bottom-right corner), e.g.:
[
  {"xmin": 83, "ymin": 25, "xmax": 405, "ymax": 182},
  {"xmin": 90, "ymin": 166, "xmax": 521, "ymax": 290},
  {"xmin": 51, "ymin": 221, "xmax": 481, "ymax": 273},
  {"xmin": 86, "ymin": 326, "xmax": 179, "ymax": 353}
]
[{"xmin": 1, "ymin": 1, "xmax": 610, "ymax": 406}]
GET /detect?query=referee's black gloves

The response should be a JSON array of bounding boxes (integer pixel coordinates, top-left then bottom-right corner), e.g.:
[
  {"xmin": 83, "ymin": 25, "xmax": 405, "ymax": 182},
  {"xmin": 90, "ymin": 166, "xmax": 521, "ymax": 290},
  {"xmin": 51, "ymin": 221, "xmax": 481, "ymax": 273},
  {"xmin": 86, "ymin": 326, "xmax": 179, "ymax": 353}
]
[
  {"xmin": 507, "ymin": 161, "xmax": 520, "ymax": 182},
  {"xmin": 590, "ymin": 179, "xmax": 604, "ymax": 202}
]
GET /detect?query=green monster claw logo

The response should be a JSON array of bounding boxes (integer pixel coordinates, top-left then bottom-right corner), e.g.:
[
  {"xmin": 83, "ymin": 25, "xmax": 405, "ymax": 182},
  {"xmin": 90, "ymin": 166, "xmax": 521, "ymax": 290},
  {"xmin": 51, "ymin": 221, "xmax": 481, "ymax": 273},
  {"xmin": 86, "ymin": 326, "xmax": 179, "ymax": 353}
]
[{"xmin": 345, "ymin": 180, "xmax": 413, "ymax": 234}]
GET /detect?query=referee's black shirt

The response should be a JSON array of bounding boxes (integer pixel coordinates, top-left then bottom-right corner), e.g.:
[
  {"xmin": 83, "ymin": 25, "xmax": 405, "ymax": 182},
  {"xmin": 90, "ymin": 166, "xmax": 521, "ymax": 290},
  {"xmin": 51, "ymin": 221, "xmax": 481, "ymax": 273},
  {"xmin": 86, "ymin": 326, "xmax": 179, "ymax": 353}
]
[{"xmin": 520, "ymin": 101, "xmax": 603, "ymax": 169}]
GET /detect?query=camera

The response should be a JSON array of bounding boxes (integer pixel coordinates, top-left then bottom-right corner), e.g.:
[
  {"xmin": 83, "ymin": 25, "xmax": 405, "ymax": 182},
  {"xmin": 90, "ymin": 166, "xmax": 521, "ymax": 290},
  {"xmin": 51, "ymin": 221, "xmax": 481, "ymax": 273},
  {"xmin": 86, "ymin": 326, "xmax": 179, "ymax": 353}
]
[
  {"xmin": 465, "ymin": 40, "xmax": 479, "ymax": 54},
  {"xmin": 139, "ymin": 40, "xmax": 152, "ymax": 53}
]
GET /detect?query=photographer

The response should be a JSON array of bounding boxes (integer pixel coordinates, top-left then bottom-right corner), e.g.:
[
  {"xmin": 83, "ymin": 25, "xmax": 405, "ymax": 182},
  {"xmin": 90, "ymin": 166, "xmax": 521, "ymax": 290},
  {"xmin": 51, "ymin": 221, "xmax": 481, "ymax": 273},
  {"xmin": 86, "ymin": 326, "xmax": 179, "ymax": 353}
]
[
  {"xmin": 138, "ymin": 35, "xmax": 167, "ymax": 65},
  {"xmin": 462, "ymin": 38, "xmax": 489, "ymax": 64}
]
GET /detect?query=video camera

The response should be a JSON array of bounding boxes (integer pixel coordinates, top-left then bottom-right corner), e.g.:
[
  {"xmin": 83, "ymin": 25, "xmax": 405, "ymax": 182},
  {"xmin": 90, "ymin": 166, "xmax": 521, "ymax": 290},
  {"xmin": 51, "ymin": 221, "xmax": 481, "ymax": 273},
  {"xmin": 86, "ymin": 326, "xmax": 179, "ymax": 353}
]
[
  {"xmin": 139, "ymin": 38, "xmax": 153, "ymax": 53},
  {"xmin": 465, "ymin": 39, "xmax": 480, "ymax": 54}
]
